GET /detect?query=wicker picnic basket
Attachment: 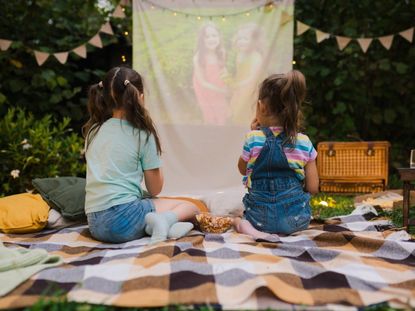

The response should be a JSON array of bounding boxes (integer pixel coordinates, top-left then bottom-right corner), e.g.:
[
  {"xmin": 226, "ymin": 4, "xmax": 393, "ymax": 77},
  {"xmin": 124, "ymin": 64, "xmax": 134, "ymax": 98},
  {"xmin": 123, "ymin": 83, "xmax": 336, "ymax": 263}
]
[{"xmin": 317, "ymin": 141, "xmax": 390, "ymax": 193}]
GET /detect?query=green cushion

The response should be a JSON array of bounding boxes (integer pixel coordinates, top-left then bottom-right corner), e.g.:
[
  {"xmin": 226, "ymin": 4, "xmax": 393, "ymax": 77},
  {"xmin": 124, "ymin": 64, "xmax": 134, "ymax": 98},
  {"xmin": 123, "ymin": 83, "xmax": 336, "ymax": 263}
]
[{"xmin": 32, "ymin": 177, "xmax": 86, "ymax": 220}]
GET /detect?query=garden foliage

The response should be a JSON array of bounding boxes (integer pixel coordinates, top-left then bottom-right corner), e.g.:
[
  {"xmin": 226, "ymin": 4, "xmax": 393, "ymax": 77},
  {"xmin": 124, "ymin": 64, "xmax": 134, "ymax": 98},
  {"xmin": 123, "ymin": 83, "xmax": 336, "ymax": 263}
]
[
  {"xmin": 295, "ymin": 0, "xmax": 415, "ymax": 170},
  {"xmin": 0, "ymin": 108, "xmax": 85, "ymax": 196}
]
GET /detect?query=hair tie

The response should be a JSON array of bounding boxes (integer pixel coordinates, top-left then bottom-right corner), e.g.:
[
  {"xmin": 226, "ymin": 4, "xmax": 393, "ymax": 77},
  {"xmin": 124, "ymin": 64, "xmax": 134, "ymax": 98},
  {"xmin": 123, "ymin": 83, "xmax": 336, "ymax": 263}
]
[
  {"xmin": 98, "ymin": 81, "xmax": 103, "ymax": 88},
  {"xmin": 124, "ymin": 79, "xmax": 130, "ymax": 86}
]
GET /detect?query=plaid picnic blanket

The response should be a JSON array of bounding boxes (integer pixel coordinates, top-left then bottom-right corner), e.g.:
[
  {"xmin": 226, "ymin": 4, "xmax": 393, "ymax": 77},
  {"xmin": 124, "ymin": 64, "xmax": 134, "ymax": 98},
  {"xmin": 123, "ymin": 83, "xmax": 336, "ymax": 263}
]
[{"xmin": 0, "ymin": 208, "xmax": 414, "ymax": 310}]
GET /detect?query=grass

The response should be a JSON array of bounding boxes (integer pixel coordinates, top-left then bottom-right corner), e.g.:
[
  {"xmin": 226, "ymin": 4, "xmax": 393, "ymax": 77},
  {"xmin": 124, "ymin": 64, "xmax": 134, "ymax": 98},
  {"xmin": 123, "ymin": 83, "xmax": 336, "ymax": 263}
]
[{"xmin": 14, "ymin": 193, "xmax": 413, "ymax": 311}]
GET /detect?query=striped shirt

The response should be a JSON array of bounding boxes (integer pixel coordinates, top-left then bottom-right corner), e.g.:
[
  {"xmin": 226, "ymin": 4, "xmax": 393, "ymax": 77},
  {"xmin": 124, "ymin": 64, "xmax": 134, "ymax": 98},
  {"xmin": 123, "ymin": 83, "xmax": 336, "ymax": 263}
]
[{"xmin": 241, "ymin": 127, "xmax": 317, "ymax": 188}]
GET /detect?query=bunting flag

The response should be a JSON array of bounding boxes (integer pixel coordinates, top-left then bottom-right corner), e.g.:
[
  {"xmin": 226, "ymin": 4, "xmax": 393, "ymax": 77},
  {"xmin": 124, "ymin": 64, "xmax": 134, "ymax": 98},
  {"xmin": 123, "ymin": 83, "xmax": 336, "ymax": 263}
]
[
  {"xmin": 72, "ymin": 45, "xmax": 87, "ymax": 58},
  {"xmin": 378, "ymin": 35, "xmax": 394, "ymax": 50},
  {"xmin": 112, "ymin": 5, "xmax": 126, "ymax": 18},
  {"xmin": 100, "ymin": 22, "xmax": 114, "ymax": 35},
  {"xmin": 0, "ymin": 1, "xmax": 126, "ymax": 66},
  {"xmin": 33, "ymin": 51, "xmax": 49, "ymax": 66},
  {"xmin": 54, "ymin": 52, "xmax": 69, "ymax": 64},
  {"xmin": 336, "ymin": 36, "xmax": 351, "ymax": 50},
  {"xmin": 399, "ymin": 28, "xmax": 414, "ymax": 42},
  {"xmin": 88, "ymin": 34, "xmax": 103, "ymax": 48},
  {"xmin": 296, "ymin": 20, "xmax": 414, "ymax": 52},
  {"xmin": 316, "ymin": 30, "xmax": 330, "ymax": 43},
  {"xmin": 0, "ymin": 39, "xmax": 12, "ymax": 51},
  {"xmin": 357, "ymin": 38, "xmax": 372, "ymax": 53},
  {"xmin": 296, "ymin": 21, "xmax": 310, "ymax": 36}
]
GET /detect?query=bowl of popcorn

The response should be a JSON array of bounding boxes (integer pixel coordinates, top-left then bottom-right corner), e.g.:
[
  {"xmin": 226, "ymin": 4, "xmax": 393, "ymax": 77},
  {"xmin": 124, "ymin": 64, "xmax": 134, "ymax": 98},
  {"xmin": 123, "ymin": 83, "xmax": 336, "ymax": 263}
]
[{"xmin": 195, "ymin": 213, "xmax": 234, "ymax": 233}]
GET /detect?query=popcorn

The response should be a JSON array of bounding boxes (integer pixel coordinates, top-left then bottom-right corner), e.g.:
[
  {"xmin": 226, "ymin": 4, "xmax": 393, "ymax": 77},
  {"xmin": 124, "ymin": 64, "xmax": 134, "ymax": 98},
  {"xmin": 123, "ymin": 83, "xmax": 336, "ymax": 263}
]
[{"xmin": 195, "ymin": 213, "xmax": 233, "ymax": 233}]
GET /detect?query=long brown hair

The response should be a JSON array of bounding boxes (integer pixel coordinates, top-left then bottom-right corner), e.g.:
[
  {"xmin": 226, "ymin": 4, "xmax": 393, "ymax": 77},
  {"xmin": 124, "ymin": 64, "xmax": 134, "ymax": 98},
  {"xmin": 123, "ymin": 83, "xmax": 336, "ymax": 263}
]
[
  {"xmin": 196, "ymin": 23, "xmax": 225, "ymax": 68},
  {"xmin": 82, "ymin": 67, "xmax": 162, "ymax": 154},
  {"xmin": 258, "ymin": 70, "xmax": 306, "ymax": 145}
]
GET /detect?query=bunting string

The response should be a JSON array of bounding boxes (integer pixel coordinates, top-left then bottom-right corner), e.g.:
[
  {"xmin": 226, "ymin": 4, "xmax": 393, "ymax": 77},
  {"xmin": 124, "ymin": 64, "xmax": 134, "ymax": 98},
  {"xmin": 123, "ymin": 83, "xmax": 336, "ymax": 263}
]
[
  {"xmin": 296, "ymin": 20, "xmax": 414, "ymax": 53},
  {"xmin": 1, "ymin": 1, "xmax": 413, "ymax": 66},
  {"xmin": 0, "ymin": 3, "xmax": 126, "ymax": 66}
]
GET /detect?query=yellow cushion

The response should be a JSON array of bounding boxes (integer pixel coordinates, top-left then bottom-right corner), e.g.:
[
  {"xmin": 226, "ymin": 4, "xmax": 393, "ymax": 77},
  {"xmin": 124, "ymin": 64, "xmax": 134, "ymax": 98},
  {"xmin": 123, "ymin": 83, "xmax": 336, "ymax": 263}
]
[{"xmin": 0, "ymin": 193, "xmax": 50, "ymax": 233}]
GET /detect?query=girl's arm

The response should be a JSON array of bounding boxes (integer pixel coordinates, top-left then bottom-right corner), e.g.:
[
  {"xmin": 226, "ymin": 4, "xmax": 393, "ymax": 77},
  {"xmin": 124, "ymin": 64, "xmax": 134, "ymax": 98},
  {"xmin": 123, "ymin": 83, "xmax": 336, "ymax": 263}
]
[
  {"xmin": 304, "ymin": 160, "xmax": 319, "ymax": 194},
  {"xmin": 238, "ymin": 157, "xmax": 248, "ymax": 175},
  {"xmin": 144, "ymin": 168, "xmax": 164, "ymax": 197}
]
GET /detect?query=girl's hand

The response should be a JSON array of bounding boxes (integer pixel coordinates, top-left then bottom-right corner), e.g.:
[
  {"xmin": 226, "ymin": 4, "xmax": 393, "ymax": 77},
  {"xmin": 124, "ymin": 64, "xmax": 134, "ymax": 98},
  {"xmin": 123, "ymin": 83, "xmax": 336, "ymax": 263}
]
[{"xmin": 250, "ymin": 118, "xmax": 260, "ymax": 130}]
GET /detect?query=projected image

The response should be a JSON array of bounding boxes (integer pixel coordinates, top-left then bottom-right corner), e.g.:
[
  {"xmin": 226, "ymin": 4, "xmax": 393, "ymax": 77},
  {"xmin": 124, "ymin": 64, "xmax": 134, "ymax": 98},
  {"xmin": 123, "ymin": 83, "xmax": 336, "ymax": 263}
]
[
  {"xmin": 133, "ymin": 1, "xmax": 293, "ymax": 126},
  {"xmin": 192, "ymin": 23, "xmax": 230, "ymax": 125}
]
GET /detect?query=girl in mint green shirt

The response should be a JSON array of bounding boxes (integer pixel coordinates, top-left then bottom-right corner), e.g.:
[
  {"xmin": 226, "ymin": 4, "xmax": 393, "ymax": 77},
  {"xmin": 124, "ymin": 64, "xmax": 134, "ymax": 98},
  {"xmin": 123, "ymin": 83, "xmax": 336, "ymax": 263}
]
[{"xmin": 83, "ymin": 67, "xmax": 199, "ymax": 244}]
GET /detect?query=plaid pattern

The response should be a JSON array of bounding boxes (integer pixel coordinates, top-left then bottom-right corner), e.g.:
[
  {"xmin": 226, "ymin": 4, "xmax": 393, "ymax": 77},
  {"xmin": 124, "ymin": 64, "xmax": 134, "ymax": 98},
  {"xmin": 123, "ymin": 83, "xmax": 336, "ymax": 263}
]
[{"xmin": 0, "ymin": 211, "xmax": 414, "ymax": 310}]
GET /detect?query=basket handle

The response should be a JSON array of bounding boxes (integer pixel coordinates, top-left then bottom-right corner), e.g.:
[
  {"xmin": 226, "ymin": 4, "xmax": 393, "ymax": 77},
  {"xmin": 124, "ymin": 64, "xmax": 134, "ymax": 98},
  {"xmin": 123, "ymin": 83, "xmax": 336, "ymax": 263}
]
[
  {"xmin": 327, "ymin": 143, "xmax": 335, "ymax": 157},
  {"xmin": 367, "ymin": 142, "xmax": 375, "ymax": 156},
  {"xmin": 327, "ymin": 142, "xmax": 375, "ymax": 157}
]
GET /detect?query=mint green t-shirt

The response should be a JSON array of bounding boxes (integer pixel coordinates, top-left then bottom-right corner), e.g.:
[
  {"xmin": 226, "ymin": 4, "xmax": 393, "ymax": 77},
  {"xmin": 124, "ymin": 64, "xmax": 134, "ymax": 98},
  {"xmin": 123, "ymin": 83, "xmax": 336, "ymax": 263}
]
[{"xmin": 85, "ymin": 118, "xmax": 161, "ymax": 214}]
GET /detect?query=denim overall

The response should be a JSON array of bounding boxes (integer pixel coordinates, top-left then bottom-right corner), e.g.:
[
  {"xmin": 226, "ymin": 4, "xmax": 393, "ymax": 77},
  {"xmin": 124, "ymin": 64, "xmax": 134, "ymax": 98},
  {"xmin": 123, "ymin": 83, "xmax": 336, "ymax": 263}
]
[{"xmin": 243, "ymin": 127, "xmax": 311, "ymax": 234}]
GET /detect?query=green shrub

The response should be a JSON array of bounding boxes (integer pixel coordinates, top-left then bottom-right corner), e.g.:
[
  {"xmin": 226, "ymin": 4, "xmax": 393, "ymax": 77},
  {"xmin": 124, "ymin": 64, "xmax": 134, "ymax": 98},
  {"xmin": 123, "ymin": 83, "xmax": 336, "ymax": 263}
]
[{"xmin": 0, "ymin": 108, "xmax": 85, "ymax": 196}]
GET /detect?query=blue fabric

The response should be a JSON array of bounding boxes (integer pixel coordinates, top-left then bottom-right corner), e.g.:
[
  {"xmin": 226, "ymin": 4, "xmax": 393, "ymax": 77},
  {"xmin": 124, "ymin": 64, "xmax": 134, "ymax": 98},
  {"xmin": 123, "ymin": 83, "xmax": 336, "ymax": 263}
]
[
  {"xmin": 87, "ymin": 198, "xmax": 155, "ymax": 243},
  {"xmin": 243, "ymin": 127, "xmax": 311, "ymax": 235}
]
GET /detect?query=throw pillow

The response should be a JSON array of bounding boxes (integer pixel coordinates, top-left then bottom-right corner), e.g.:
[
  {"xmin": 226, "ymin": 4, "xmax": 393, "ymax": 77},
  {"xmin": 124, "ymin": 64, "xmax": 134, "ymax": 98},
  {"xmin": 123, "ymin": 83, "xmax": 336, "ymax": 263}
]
[
  {"xmin": 0, "ymin": 193, "xmax": 50, "ymax": 233},
  {"xmin": 32, "ymin": 177, "xmax": 86, "ymax": 220}
]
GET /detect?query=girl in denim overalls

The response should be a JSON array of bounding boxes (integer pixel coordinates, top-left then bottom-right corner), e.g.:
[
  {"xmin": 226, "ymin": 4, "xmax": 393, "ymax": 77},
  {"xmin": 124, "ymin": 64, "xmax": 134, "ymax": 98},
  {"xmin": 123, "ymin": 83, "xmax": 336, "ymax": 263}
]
[{"xmin": 235, "ymin": 70, "xmax": 319, "ymax": 239}]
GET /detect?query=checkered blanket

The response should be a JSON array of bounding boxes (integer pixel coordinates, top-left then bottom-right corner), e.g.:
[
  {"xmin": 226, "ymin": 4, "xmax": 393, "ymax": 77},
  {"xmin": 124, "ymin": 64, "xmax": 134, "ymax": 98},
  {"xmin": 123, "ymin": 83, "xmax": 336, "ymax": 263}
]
[{"xmin": 0, "ymin": 209, "xmax": 414, "ymax": 310}]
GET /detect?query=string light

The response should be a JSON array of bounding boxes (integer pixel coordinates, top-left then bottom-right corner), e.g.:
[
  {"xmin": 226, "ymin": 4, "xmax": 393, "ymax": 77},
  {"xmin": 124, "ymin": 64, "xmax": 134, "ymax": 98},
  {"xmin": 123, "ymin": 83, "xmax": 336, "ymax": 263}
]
[
  {"xmin": 121, "ymin": 55, "xmax": 126, "ymax": 62},
  {"xmin": 292, "ymin": 60, "xmax": 296, "ymax": 65},
  {"xmin": 142, "ymin": 0, "xmax": 278, "ymax": 19},
  {"xmin": 124, "ymin": 31, "xmax": 129, "ymax": 36}
]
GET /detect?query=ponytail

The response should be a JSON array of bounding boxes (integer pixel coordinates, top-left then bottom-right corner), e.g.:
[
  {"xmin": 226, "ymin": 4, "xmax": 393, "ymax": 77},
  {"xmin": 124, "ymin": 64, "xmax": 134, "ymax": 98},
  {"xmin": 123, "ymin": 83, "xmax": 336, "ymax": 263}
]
[
  {"xmin": 82, "ymin": 83, "xmax": 111, "ymax": 150},
  {"xmin": 258, "ymin": 70, "xmax": 307, "ymax": 146},
  {"xmin": 122, "ymin": 83, "xmax": 162, "ymax": 154},
  {"xmin": 83, "ymin": 67, "xmax": 163, "ymax": 155}
]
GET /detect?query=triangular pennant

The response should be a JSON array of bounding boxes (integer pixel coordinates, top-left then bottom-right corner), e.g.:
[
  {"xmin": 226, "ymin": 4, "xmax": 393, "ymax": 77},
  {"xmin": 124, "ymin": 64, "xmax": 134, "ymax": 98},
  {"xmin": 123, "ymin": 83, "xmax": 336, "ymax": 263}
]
[
  {"xmin": 88, "ymin": 34, "xmax": 103, "ymax": 48},
  {"xmin": 316, "ymin": 30, "xmax": 330, "ymax": 43},
  {"xmin": 100, "ymin": 22, "xmax": 113, "ymax": 35},
  {"xmin": 54, "ymin": 52, "xmax": 69, "ymax": 64},
  {"xmin": 357, "ymin": 38, "xmax": 372, "ymax": 53},
  {"xmin": 296, "ymin": 21, "xmax": 310, "ymax": 36},
  {"xmin": 112, "ymin": 5, "xmax": 125, "ymax": 18},
  {"xmin": 0, "ymin": 39, "xmax": 12, "ymax": 51},
  {"xmin": 34, "ymin": 51, "xmax": 49, "ymax": 66},
  {"xmin": 280, "ymin": 11, "xmax": 292, "ymax": 25},
  {"xmin": 399, "ymin": 28, "xmax": 414, "ymax": 43},
  {"xmin": 378, "ymin": 35, "xmax": 394, "ymax": 50},
  {"xmin": 336, "ymin": 36, "xmax": 351, "ymax": 50},
  {"xmin": 72, "ymin": 45, "xmax": 87, "ymax": 58}
]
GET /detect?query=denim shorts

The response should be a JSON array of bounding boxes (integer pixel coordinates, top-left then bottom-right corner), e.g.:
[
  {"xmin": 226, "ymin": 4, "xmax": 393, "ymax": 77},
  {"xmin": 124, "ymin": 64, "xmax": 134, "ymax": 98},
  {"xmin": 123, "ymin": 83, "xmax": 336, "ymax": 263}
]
[
  {"xmin": 87, "ymin": 198, "xmax": 155, "ymax": 243},
  {"xmin": 243, "ymin": 190, "xmax": 311, "ymax": 235}
]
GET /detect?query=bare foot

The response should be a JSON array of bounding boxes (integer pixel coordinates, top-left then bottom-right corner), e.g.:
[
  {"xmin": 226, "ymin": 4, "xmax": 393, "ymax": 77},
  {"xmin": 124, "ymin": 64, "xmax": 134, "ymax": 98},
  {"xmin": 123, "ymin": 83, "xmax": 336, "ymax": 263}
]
[{"xmin": 234, "ymin": 218, "xmax": 269, "ymax": 240}]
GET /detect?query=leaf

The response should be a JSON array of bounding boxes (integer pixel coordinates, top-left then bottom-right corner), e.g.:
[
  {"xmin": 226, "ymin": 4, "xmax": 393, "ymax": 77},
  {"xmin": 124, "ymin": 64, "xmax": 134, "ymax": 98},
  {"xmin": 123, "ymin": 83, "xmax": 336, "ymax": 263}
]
[
  {"xmin": 394, "ymin": 62, "xmax": 408, "ymax": 74},
  {"xmin": 56, "ymin": 76, "xmax": 68, "ymax": 87},
  {"xmin": 332, "ymin": 102, "xmax": 347, "ymax": 114},
  {"xmin": 0, "ymin": 92, "xmax": 6, "ymax": 104},
  {"xmin": 384, "ymin": 109, "xmax": 397, "ymax": 124}
]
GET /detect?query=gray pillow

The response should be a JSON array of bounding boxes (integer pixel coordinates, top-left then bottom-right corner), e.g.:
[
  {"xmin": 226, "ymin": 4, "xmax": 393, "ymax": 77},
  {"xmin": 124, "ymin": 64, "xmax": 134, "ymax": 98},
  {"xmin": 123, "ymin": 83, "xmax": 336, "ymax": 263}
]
[{"xmin": 32, "ymin": 177, "xmax": 86, "ymax": 220}]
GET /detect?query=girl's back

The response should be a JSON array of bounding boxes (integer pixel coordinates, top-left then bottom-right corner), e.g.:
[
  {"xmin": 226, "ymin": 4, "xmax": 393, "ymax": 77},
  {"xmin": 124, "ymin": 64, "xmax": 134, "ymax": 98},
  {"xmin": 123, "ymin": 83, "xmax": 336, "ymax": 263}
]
[{"xmin": 85, "ymin": 118, "xmax": 159, "ymax": 215}]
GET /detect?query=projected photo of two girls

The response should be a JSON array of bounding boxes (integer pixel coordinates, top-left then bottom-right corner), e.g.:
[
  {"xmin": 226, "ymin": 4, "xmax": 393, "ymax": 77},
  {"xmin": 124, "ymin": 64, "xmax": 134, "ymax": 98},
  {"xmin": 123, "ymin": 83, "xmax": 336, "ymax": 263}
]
[{"xmin": 193, "ymin": 22, "xmax": 265, "ymax": 126}]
